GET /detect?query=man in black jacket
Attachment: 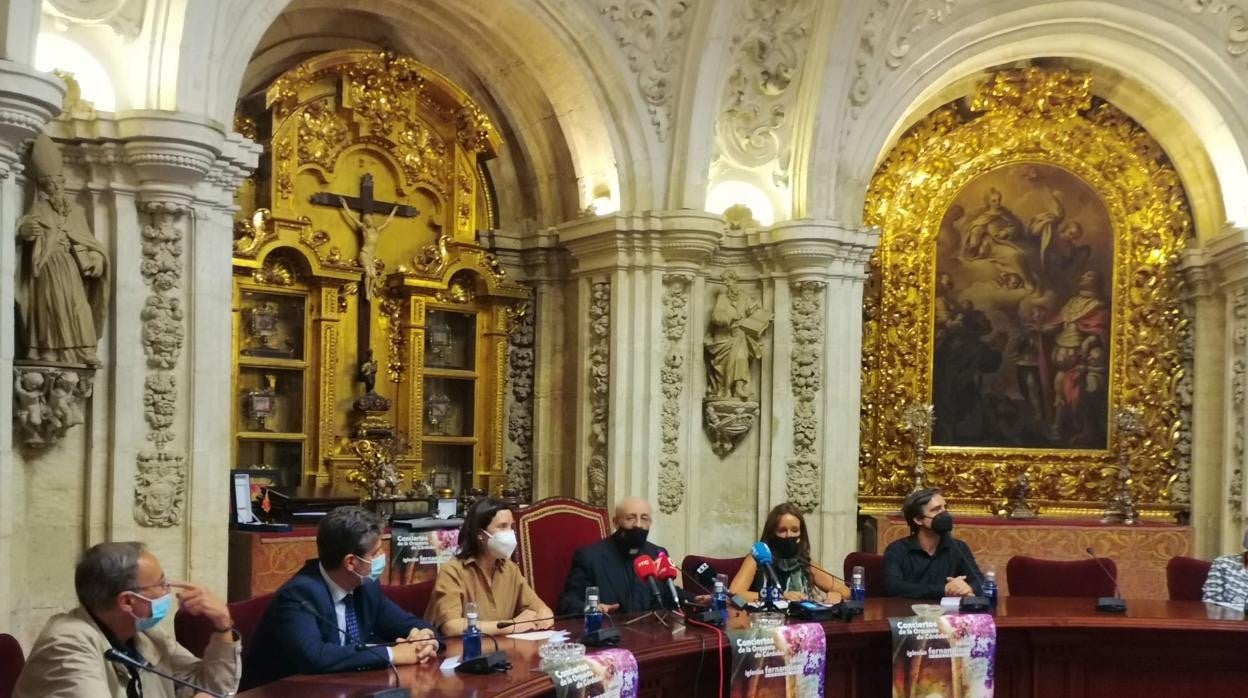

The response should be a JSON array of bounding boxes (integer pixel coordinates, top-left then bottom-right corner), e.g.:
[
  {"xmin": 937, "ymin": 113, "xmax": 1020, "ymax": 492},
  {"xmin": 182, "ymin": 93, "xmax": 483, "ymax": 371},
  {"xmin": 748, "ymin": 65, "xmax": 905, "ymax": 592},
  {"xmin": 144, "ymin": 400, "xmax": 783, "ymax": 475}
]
[
  {"xmin": 243, "ymin": 506, "xmax": 439, "ymax": 688},
  {"xmin": 557, "ymin": 497, "xmax": 672, "ymax": 615},
  {"xmin": 883, "ymin": 487, "xmax": 985, "ymax": 599}
]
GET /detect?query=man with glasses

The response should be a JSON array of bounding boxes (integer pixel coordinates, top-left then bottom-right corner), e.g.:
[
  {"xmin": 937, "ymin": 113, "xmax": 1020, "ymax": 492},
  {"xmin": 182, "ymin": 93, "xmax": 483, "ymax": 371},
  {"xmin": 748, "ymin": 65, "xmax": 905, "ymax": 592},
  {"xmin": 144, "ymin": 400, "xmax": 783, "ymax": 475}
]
[
  {"xmin": 242, "ymin": 505, "xmax": 439, "ymax": 688},
  {"xmin": 14, "ymin": 542, "xmax": 239, "ymax": 698},
  {"xmin": 557, "ymin": 496, "xmax": 675, "ymax": 615},
  {"xmin": 883, "ymin": 487, "xmax": 985, "ymax": 599}
]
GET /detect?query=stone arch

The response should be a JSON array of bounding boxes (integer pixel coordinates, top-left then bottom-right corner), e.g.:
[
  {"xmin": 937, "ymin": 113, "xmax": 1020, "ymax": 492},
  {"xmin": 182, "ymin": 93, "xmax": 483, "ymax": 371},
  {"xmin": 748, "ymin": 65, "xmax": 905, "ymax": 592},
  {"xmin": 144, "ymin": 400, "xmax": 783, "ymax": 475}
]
[
  {"xmin": 174, "ymin": 0, "xmax": 660, "ymax": 223},
  {"xmin": 808, "ymin": 1, "xmax": 1248, "ymax": 240}
]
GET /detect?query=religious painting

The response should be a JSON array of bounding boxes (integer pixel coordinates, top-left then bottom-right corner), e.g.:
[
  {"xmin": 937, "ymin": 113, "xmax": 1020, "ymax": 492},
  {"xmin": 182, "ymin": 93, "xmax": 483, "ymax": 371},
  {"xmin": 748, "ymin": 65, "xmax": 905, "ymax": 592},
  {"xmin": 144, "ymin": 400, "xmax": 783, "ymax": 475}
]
[
  {"xmin": 932, "ymin": 163, "xmax": 1113, "ymax": 450},
  {"xmin": 857, "ymin": 68, "xmax": 1191, "ymax": 515}
]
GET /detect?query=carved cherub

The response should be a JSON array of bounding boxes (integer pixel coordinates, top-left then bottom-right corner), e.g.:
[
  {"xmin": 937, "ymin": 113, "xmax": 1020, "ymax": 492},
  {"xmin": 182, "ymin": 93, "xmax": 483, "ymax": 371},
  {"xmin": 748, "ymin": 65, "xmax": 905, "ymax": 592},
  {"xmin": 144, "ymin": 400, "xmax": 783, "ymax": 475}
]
[
  {"xmin": 47, "ymin": 371, "xmax": 83, "ymax": 431},
  {"xmin": 14, "ymin": 372, "xmax": 47, "ymax": 442}
]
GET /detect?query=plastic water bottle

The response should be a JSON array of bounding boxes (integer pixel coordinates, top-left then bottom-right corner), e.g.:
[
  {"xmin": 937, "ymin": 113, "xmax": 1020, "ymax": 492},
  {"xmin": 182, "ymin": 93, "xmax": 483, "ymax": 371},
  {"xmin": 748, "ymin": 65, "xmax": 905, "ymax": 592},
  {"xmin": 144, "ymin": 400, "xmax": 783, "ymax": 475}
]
[
  {"xmin": 850, "ymin": 565, "xmax": 867, "ymax": 602},
  {"xmin": 584, "ymin": 586, "xmax": 603, "ymax": 634},
  {"xmin": 983, "ymin": 570, "xmax": 999, "ymax": 610},
  {"xmin": 711, "ymin": 577, "xmax": 729, "ymax": 627},
  {"xmin": 463, "ymin": 601, "xmax": 482, "ymax": 660}
]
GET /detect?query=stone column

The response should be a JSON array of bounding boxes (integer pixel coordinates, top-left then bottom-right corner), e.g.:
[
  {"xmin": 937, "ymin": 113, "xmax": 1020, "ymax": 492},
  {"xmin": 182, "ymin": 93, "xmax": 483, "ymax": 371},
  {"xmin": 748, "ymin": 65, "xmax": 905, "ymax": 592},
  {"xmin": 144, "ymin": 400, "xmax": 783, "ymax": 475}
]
[
  {"xmin": 1208, "ymin": 227, "xmax": 1248, "ymax": 553},
  {"xmin": 0, "ymin": 59, "xmax": 65, "ymax": 641},
  {"xmin": 1181, "ymin": 246, "xmax": 1224, "ymax": 557}
]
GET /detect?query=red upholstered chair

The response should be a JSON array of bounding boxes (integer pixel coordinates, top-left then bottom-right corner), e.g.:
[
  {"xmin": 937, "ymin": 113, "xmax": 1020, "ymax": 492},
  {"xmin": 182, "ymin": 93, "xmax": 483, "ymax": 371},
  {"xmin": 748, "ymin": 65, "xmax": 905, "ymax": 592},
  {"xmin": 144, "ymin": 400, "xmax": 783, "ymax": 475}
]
[
  {"xmin": 1005, "ymin": 555, "xmax": 1118, "ymax": 598},
  {"xmin": 382, "ymin": 580, "xmax": 436, "ymax": 620},
  {"xmin": 515, "ymin": 497, "xmax": 610, "ymax": 609},
  {"xmin": 843, "ymin": 552, "xmax": 887, "ymax": 597},
  {"xmin": 0, "ymin": 634, "xmax": 24, "ymax": 698},
  {"xmin": 680, "ymin": 555, "xmax": 746, "ymax": 593},
  {"xmin": 175, "ymin": 592, "xmax": 275, "ymax": 659},
  {"xmin": 1167, "ymin": 556, "xmax": 1213, "ymax": 601}
]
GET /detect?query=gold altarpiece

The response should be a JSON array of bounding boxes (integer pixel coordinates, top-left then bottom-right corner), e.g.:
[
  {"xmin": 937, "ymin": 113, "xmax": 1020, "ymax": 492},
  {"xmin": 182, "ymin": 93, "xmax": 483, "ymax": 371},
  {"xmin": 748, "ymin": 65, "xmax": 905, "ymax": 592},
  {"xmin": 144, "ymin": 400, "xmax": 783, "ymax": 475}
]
[
  {"xmin": 859, "ymin": 68, "xmax": 1192, "ymax": 518},
  {"xmin": 231, "ymin": 50, "xmax": 528, "ymax": 497}
]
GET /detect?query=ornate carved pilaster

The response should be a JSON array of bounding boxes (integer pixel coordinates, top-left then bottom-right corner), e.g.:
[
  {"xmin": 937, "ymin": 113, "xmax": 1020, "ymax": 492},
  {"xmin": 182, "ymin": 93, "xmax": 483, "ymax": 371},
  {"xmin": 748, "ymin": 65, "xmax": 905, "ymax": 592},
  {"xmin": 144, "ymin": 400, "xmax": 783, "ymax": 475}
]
[
  {"xmin": 787, "ymin": 281, "xmax": 825, "ymax": 512},
  {"xmin": 658, "ymin": 274, "xmax": 690, "ymax": 514},
  {"xmin": 1209, "ymin": 227, "xmax": 1248, "ymax": 526},
  {"xmin": 587, "ymin": 281, "xmax": 611, "ymax": 507},
  {"xmin": 504, "ymin": 301, "xmax": 536, "ymax": 500}
]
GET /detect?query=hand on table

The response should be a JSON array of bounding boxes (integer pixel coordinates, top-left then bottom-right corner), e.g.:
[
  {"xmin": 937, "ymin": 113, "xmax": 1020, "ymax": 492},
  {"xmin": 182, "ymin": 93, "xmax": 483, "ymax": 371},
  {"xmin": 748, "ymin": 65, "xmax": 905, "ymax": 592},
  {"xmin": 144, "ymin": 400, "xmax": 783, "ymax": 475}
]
[
  {"xmin": 596, "ymin": 603, "xmax": 619, "ymax": 614},
  {"xmin": 402, "ymin": 627, "xmax": 438, "ymax": 663},
  {"xmin": 172, "ymin": 583, "xmax": 232, "ymax": 634},
  {"xmin": 945, "ymin": 576, "xmax": 974, "ymax": 597},
  {"xmin": 782, "ymin": 591, "xmax": 808, "ymax": 602}
]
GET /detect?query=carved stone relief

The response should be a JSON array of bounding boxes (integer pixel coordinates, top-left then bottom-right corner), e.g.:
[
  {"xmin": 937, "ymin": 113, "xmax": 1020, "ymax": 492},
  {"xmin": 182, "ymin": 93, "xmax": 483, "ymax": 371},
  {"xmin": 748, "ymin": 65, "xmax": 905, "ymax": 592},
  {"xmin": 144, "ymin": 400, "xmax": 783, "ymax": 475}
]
[
  {"xmin": 45, "ymin": 0, "xmax": 147, "ymax": 39},
  {"xmin": 1175, "ymin": 0, "xmax": 1248, "ymax": 59},
  {"xmin": 587, "ymin": 281, "xmax": 611, "ymax": 507},
  {"xmin": 135, "ymin": 204, "xmax": 187, "ymax": 527},
  {"xmin": 504, "ymin": 302, "xmax": 536, "ymax": 501},
  {"xmin": 703, "ymin": 272, "xmax": 771, "ymax": 457},
  {"xmin": 12, "ymin": 366, "xmax": 94, "ymax": 448},
  {"xmin": 134, "ymin": 451, "xmax": 186, "ymax": 528},
  {"xmin": 598, "ymin": 0, "xmax": 693, "ymax": 141},
  {"xmin": 1230, "ymin": 287, "xmax": 1247, "ymax": 522},
  {"xmin": 848, "ymin": 0, "xmax": 958, "ymax": 117},
  {"xmin": 658, "ymin": 275, "xmax": 690, "ymax": 515},
  {"xmin": 713, "ymin": 0, "xmax": 815, "ymax": 183},
  {"xmin": 1172, "ymin": 295, "xmax": 1194, "ymax": 506},
  {"xmin": 787, "ymin": 281, "xmax": 824, "ymax": 512}
]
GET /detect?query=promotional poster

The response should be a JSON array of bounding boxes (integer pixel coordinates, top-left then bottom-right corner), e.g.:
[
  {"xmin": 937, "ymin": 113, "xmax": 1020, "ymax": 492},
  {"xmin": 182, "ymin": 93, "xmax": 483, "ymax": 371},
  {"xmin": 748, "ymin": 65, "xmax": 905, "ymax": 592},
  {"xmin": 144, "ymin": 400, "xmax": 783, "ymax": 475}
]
[
  {"xmin": 890, "ymin": 613, "xmax": 997, "ymax": 698},
  {"xmin": 727, "ymin": 622, "xmax": 826, "ymax": 697},
  {"xmin": 546, "ymin": 648, "xmax": 639, "ymax": 698}
]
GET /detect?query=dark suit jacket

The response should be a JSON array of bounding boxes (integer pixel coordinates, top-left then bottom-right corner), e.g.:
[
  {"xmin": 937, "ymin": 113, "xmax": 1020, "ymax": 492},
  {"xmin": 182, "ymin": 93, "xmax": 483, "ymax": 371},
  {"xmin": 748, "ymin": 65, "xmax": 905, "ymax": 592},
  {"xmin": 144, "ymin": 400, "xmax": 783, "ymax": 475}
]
[
  {"xmin": 242, "ymin": 560, "xmax": 437, "ymax": 688},
  {"xmin": 556, "ymin": 538, "xmax": 671, "ymax": 616}
]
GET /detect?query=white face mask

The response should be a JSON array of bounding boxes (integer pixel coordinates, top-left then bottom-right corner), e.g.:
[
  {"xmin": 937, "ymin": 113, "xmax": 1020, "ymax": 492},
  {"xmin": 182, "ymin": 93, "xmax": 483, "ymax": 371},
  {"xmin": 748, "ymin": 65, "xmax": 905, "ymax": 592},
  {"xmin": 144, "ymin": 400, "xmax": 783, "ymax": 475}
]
[{"xmin": 486, "ymin": 529, "xmax": 518, "ymax": 559}]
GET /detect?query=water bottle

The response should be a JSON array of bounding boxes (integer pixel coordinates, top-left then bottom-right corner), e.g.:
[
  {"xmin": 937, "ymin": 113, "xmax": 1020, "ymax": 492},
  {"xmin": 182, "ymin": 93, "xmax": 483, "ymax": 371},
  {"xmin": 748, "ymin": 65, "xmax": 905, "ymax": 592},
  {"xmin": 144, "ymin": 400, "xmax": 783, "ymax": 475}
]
[
  {"xmin": 982, "ymin": 570, "xmax": 999, "ymax": 610},
  {"xmin": 711, "ymin": 577, "xmax": 729, "ymax": 627},
  {"xmin": 850, "ymin": 565, "xmax": 867, "ymax": 602},
  {"xmin": 463, "ymin": 601, "xmax": 482, "ymax": 660},
  {"xmin": 583, "ymin": 586, "xmax": 604, "ymax": 634}
]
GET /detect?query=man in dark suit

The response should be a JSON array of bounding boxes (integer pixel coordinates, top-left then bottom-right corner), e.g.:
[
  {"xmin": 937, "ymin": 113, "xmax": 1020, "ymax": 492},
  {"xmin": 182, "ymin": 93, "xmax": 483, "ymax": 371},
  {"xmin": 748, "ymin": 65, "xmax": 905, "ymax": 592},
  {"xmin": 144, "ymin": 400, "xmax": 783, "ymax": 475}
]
[
  {"xmin": 243, "ymin": 506, "xmax": 440, "ymax": 688},
  {"xmin": 557, "ymin": 497, "xmax": 673, "ymax": 615}
]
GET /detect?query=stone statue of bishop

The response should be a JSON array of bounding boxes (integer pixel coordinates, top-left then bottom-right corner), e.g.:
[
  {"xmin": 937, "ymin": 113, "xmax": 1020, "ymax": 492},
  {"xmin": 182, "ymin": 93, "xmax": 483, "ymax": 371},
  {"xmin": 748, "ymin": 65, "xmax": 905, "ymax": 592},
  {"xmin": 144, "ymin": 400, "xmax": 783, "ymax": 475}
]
[{"xmin": 16, "ymin": 133, "xmax": 109, "ymax": 365}]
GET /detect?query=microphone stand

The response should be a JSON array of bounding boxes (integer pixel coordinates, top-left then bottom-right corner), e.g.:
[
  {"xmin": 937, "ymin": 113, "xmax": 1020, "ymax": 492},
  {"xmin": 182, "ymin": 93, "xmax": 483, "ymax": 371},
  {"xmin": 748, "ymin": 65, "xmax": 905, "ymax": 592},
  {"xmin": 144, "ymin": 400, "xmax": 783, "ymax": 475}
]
[
  {"xmin": 946, "ymin": 534, "xmax": 991, "ymax": 612},
  {"xmin": 104, "ymin": 648, "xmax": 232, "ymax": 698},
  {"xmin": 1085, "ymin": 547, "xmax": 1128, "ymax": 612},
  {"xmin": 297, "ymin": 599, "xmax": 411, "ymax": 697}
]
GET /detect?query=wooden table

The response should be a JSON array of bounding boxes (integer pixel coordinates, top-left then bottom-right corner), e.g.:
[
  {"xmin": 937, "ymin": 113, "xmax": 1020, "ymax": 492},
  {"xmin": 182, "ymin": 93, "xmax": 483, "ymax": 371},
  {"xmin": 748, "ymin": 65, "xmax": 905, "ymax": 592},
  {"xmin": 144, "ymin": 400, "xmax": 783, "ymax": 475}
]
[{"xmin": 238, "ymin": 598, "xmax": 1248, "ymax": 697}]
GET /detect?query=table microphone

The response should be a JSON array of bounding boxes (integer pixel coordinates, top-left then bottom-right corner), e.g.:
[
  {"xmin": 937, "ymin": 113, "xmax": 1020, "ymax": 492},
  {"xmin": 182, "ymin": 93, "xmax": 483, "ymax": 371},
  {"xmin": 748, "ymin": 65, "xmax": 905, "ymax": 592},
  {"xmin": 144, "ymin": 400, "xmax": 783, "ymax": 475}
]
[
  {"xmin": 297, "ymin": 599, "xmax": 410, "ymax": 695},
  {"xmin": 943, "ymin": 534, "xmax": 991, "ymax": 612},
  {"xmin": 655, "ymin": 552, "xmax": 683, "ymax": 610},
  {"xmin": 633, "ymin": 555, "xmax": 667, "ymax": 611},
  {"xmin": 104, "ymin": 648, "xmax": 233, "ymax": 698},
  {"xmin": 795, "ymin": 555, "xmax": 864, "ymax": 616},
  {"xmin": 495, "ymin": 610, "xmax": 585, "ymax": 629},
  {"xmin": 750, "ymin": 542, "xmax": 782, "ymax": 589},
  {"xmin": 1085, "ymin": 547, "xmax": 1128, "ymax": 612}
]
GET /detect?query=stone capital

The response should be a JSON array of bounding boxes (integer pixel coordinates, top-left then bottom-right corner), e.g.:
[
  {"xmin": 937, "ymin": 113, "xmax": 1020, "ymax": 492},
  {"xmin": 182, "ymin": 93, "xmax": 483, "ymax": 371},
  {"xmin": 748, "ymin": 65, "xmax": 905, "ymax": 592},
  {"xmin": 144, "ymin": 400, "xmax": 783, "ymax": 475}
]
[
  {"xmin": 0, "ymin": 61, "xmax": 65, "ymax": 177},
  {"xmin": 1179, "ymin": 246, "xmax": 1219, "ymax": 300},
  {"xmin": 115, "ymin": 111, "xmax": 236, "ymax": 207},
  {"xmin": 1206, "ymin": 224, "xmax": 1248, "ymax": 289},
  {"xmin": 747, "ymin": 219, "xmax": 879, "ymax": 281},
  {"xmin": 557, "ymin": 210, "xmax": 724, "ymax": 275}
]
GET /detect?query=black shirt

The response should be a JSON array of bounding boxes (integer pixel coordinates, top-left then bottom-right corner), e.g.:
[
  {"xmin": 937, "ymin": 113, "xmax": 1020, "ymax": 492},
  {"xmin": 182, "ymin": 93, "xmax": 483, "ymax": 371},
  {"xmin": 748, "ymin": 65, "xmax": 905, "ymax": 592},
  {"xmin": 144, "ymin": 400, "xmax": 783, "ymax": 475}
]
[
  {"xmin": 556, "ymin": 538, "xmax": 671, "ymax": 615},
  {"xmin": 882, "ymin": 534, "xmax": 984, "ymax": 599}
]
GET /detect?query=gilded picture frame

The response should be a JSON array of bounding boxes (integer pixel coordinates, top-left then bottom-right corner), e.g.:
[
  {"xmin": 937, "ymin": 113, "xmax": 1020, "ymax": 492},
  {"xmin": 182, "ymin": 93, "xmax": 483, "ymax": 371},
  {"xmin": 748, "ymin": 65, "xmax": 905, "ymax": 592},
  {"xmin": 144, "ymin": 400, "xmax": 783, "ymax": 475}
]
[{"xmin": 858, "ymin": 69, "xmax": 1191, "ymax": 516}]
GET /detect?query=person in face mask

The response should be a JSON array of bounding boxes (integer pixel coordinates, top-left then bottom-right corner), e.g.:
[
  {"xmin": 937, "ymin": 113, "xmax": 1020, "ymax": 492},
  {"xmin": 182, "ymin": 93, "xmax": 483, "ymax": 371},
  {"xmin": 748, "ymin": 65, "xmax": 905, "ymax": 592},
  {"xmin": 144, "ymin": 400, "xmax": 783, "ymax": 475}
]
[
  {"xmin": 729, "ymin": 502, "xmax": 850, "ymax": 603},
  {"xmin": 1201, "ymin": 527, "xmax": 1248, "ymax": 606},
  {"xmin": 243, "ymin": 505, "xmax": 440, "ymax": 688},
  {"xmin": 428, "ymin": 498, "xmax": 553, "ymax": 634},
  {"xmin": 882, "ymin": 487, "xmax": 985, "ymax": 599},
  {"xmin": 13, "ymin": 542, "xmax": 239, "ymax": 698},
  {"xmin": 557, "ymin": 496, "xmax": 676, "ymax": 615}
]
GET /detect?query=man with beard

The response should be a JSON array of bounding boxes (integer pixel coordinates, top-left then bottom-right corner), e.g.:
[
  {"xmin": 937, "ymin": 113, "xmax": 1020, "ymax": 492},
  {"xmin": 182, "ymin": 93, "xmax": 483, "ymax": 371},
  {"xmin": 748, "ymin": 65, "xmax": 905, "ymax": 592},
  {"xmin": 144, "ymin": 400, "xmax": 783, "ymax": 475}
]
[
  {"xmin": 557, "ymin": 497, "xmax": 674, "ymax": 614},
  {"xmin": 1050, "ymin": 270, "xmax": 1110, "ymax": 444}
]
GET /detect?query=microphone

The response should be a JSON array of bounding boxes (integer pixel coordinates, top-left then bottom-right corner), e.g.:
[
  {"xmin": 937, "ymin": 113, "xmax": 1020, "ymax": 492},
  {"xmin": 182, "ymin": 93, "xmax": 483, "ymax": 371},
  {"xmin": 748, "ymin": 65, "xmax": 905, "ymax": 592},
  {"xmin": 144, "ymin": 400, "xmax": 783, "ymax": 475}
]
[
  {"xmin": 297, "ymin": 599, "xmax": 408, "ymax": 692},
  {"xmin": 495, "ymin": 611, "xmax": 585, "ymax": 629},
  {"xmin": 104, "ymin": 648, "xmax": 233, "ymax": 698},
  {"xmin": 794, "ymin": 555, "xmax": 863, "ymax": 616},
  {"xmin": 750, "ymin": 541, "xmax": 781, "ymax": 588},
  {"xmin": 1085, "ymin": 547, "xmax": 1127, "ymax": 612},
  {"xmin": 945, "ymin": 535, "xmax": 991, "ymax": 612},
  {"xmin": 690, "ymin": 562, "xmax": 718, "ymax": 594},
  {"xmin": 655, "ymin": 552, "xmax": 683, "ymax": 609},
  {"xmin": 633, "ymin": 555, "xmax": 666, "ymax": 611}
]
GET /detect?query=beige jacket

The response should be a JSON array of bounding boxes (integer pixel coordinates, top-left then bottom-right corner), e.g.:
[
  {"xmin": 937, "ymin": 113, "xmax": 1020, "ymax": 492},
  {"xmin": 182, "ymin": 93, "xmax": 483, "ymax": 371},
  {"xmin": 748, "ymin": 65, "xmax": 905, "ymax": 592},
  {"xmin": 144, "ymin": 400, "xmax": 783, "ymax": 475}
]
[{"xmin": 13, "ymin": 606, "xmax": 240, "ymax": 698}]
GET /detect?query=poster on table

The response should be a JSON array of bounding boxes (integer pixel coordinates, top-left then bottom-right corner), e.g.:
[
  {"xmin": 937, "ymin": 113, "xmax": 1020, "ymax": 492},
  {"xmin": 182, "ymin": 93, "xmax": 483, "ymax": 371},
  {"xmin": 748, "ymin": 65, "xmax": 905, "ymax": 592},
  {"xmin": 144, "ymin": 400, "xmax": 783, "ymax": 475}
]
[
  {"xmin": 546, "ymin": 648, "xmax": 639, "ymax": 698},
  {"xmin": 889, "ymin": 613, "xmax": 996, "ymax": 698},
  {"xmin": 388, "ymin": 527, "xmax": 459, "ymax": 584},
  {"xmin": 727, "ymin": 622, "xmax": 826, "ymax": 697}
]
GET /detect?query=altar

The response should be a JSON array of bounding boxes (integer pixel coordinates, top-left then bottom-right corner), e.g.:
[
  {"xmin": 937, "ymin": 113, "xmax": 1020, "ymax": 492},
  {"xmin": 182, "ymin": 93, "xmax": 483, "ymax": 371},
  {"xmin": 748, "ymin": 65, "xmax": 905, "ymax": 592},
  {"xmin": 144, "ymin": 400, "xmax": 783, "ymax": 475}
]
[{"xmin": 871, "ymin": 515, "xmax": 1193, "ymax": 599}]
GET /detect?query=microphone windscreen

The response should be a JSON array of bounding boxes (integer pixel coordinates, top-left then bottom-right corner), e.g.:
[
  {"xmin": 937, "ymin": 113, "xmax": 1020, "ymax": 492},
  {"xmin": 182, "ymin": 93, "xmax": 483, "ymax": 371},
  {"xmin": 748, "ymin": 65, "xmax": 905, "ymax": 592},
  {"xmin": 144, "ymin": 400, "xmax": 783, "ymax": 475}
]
[
  {"xmin": 633, "ymin": 554, "xmax": 656, "ymax": 580},
  {"xmin": 751, "ymin": 541, "xmax": 773, "ymax": 565},
  {"xmin": 694, "ymin": 562, "xmax": 718, "ymax": 588},
  {"xmin": 655, "ymin": 554, "xmax": 678, "ymax": 581}
]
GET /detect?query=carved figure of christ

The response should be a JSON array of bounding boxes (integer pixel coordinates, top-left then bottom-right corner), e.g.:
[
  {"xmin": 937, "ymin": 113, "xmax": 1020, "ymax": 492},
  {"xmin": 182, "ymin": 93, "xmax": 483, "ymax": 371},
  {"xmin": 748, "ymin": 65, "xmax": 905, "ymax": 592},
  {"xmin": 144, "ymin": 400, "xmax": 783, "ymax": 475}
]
[{"xmin": 338, "ymin": 196, "xmax": 397, "ymax": 300}]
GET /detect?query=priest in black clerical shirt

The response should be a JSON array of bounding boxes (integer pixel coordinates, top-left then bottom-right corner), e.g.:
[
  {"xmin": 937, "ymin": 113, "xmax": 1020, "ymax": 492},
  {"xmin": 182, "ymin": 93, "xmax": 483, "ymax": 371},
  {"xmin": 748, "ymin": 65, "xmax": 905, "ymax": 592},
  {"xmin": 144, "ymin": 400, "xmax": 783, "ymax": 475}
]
[
  {"xmin": 557, "ymin": 497, "xmax": 672, "ymax": 615},
  {"xmin": 883, "ymin": 487, "xmax": 985, "ymax": 599}
]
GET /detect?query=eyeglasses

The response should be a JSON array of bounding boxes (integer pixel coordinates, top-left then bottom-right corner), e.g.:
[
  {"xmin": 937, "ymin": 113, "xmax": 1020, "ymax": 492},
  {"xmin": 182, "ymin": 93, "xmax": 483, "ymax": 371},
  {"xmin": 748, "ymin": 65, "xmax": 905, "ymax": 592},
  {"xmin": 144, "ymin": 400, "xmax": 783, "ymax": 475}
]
[{"xmin": 130, "ymin": 578, "xmax": 172, "ymax": 596}]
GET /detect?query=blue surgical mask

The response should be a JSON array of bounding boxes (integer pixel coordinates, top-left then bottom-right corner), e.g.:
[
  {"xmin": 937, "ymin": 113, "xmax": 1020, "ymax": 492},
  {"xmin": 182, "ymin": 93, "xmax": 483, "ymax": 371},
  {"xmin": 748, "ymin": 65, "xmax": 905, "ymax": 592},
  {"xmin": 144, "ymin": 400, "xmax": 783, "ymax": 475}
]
[
  {"xmin": 130, "ymin": 592, "xmax": 173, "ymax": 632},
  {"xmin": 353, "ymin": 553, "xmax": 386, "ymax": 582}
]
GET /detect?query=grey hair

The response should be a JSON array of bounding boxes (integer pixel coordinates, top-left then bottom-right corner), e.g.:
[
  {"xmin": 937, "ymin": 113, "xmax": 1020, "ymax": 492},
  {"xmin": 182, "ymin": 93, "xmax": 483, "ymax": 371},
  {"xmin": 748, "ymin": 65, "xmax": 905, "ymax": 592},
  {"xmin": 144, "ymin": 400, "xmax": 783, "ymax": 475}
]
[{"xmin": 75, "ymin": 542, "xmax": 146, "ymax": 611}]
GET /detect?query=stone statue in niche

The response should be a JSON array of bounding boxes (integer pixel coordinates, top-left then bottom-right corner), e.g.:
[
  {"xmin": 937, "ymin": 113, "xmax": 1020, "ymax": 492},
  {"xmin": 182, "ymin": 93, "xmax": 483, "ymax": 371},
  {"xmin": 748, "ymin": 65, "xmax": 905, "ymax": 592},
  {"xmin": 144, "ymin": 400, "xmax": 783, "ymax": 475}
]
[
  {"xmin": 16, "ymin": 134, "xmax": 109, "ymax": 366},
  {"xmin": 703, "ymin": 271, "xmax": 771, "ymax": 457}
]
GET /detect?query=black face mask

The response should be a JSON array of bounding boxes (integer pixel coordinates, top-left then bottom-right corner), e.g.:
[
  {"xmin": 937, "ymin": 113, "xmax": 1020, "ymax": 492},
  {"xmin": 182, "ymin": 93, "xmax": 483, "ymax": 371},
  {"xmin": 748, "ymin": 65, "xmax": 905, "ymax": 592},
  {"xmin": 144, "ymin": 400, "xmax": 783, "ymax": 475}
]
[
  {"xmin": 768, "ymin": 536, "xmax": 800, "ymax": 559},
  {"xmin": 929, "ymin": 511, "xmax": 954, "ymax": 535},
  {"xmin": 614, "ymin": 526, "xmax": 649, "ymax": 554}
]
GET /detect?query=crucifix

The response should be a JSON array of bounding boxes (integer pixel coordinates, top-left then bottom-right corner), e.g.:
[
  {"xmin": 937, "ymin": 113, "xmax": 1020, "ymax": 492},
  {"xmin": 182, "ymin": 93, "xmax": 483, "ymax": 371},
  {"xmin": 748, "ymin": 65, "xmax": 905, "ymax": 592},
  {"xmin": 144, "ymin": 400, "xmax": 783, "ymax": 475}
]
[{"xmin": 311, "ymin": 173, "xmax": 420, "ymax": 370}]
